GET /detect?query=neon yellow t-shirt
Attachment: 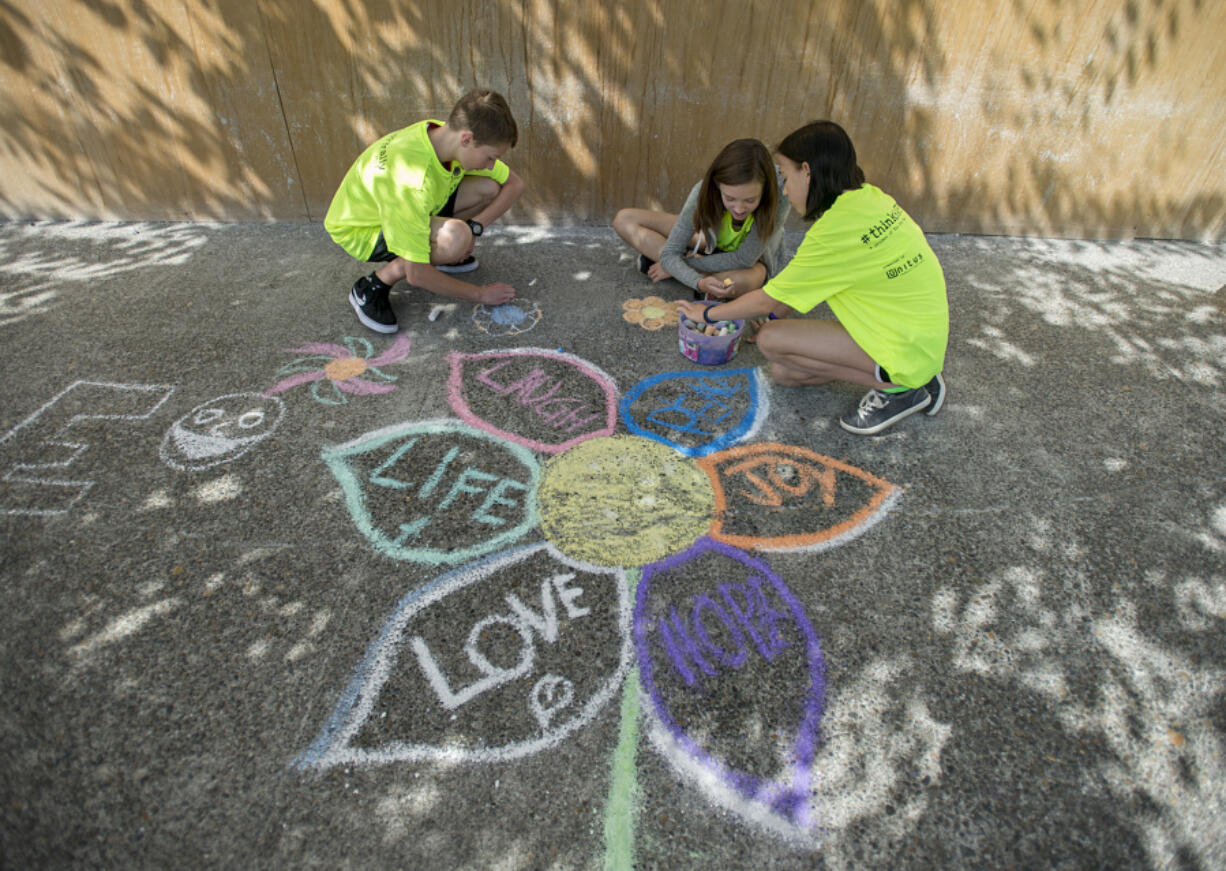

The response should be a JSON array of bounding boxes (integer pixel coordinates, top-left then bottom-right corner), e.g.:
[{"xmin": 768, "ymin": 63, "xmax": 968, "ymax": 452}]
[
  {"xmin": 324, "ymin": 120, "xmax": 510, "ymax": 264},
  {"xmin": 715, "ymin": 211, "xmax": 754, "ymax": 252},
  {"xmin": 763, "ymin": 185, "xmax": 948, "ymax": 387}
]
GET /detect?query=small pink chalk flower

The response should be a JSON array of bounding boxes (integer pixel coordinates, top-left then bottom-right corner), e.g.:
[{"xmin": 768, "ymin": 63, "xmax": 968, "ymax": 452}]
[{"xmin": 264, "ymin": 334, "xmax": 412, "ymax": 405}]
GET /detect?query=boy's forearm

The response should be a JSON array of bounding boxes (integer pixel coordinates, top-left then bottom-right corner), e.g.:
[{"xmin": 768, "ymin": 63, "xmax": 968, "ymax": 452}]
[
  {"xmin": 406, "ymin": 262, "xmax": 489, "ymax": 301},
  {"xmin": 472, "ymin": 170, "xmax": 525, "ymax": 227}
]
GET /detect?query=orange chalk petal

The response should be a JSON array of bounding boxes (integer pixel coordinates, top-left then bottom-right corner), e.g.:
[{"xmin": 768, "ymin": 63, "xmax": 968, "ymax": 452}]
[
  {"xmin": 622, "ymin": 299, "xmax": 645, "ymax": 311},
  {"xmin": 696, "ymin": 442, "xmax": 902, "ymax": 552},
  {"xmin": 623, "ymin": 311, "xmax": 644, "ymax": 324}
]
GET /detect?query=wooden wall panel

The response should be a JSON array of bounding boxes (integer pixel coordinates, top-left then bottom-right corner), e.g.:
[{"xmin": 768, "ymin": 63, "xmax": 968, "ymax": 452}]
[{"xmin": 0, "ymin": 0, "xmax": 1223, "ymax": 240}]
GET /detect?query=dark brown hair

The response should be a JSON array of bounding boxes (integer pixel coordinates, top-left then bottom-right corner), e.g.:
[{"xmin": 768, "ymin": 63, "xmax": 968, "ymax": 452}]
[
  {"xmin": 449, "ymin": 88, "xmax": 518, "ymax": 148},
  {"xmin": 692, "ymin": 139, "xmax": 778, "ymax": 246},
  {"xmin": 776, "ymin": 121, "xmax": 865, "ymax": 221}
]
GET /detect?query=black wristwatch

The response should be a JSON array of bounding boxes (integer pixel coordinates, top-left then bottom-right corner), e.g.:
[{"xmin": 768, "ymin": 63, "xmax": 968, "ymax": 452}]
[{"xmin": 466, "ymin": 219, "xmax": 484, "ymax": 237}]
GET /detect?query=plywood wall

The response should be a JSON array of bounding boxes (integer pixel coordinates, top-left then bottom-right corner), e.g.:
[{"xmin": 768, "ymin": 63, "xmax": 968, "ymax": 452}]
[{"xmin": 1, "ymin": 0, "xmax": 1223, "ymax": 240}]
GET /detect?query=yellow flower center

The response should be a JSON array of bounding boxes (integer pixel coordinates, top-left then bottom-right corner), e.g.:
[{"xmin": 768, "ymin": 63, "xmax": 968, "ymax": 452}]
[
  {"xmin": 641, "ymin": 305, "xmax": 667, "ymax": 319},
  {"xmin": 324, "ymin": 357, "xmax": 368, "ymax": 381}
]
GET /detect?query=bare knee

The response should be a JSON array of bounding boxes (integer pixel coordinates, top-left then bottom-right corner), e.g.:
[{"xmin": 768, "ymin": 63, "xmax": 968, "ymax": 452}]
[
  {"xmin": 755, "ymin": 319, "xmax": 786, "ymax": 357},
  {"xmin": 612, "ymin": 208, "xmax": 637, "ymax": 239},
  {"xmin": 432, "ymin": 218, "xmax": 472, "ymax": 263}
]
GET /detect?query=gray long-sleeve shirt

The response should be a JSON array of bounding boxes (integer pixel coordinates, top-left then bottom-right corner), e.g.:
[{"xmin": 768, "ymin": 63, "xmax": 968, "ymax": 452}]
[{"xmin": 657, "ymin": 173, "xmax": 791, "ymax": 290}]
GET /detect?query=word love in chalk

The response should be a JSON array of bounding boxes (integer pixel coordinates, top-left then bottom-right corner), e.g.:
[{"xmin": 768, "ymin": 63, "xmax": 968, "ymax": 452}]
[
  {"xmin": 619, "ymin": 368, "xmax": 769, "ymax": 458},
  {"xmin": 411, "ymin": 571, "xmax": 591, "ymax": 713},
  {"xmin": 697, "ymin": 442, "xmax": 902, "ymax": 553},
  {"xmin": 635, "ymin": 538, "xmax": 825, "ymax": 835},
  {"xmin": 448, "ymin": 349, "xmax": 618, "ymax": 454},
  {"xmin": 294, "ymin": 543, "xmax": 631, "ymax": 768},
  {"xmin": 322, "ymin": 420, "xmax": 540, "ymax": 566}
]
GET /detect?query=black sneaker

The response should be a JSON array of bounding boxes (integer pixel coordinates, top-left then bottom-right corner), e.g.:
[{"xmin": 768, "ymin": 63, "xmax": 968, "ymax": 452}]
[
  {"xmin": 636, "ymin": 253, "xmax": 655, "ymax": 274},
  {"xmin": 437, "ymin": 255, "xmax": 478, "ymax": 274},
  {"xmin": 349, "ymin": 276, "xmax": 397, "ymax": 333},
  {"xmin": 840, "ymin": 387, "xmax": 931, "ymax": 435},
  {"xmin": 923, "ymin": 372, "xmax": 946, "ymax": 416}
]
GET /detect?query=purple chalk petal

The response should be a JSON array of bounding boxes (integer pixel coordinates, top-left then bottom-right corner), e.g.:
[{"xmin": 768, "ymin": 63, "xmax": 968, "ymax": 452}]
[
  {"xmin": 635, "ymin": 537, "xmax": 825, "ymax": 830},
  {"xmin": 263, "ymin": 369, "xmax": 325, "ymax": 395},
  {"xmin": 336, "ymin": 378, "xmax": 397, "ymax": 395},
  {"xmin": 368, "ymin": 333, "xmax": 412, "ymax": 366}
]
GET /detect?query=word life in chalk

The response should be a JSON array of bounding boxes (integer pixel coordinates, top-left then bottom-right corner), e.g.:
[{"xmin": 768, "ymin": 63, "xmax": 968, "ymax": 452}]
[
  {"xmin": 619, "ymin": 368, "xmax": 769, "ymax": 458},
  {"xmin": 323, "ymin": 420, "xmax": 541, "ymax": 566},
  {"xmin": 635, "ymin": 537, "xmax": 825, "ymax": 834},
  {"xmin": 448, "ymin": 349, "xmax": 618, "ymax": 454},
  {"xmin": 1, "ymin": 381, "xmax": 176, "ymax": 515},
  {"xmin": 295, "ymin": 543, "xmax": 631, "ymax": 768}
]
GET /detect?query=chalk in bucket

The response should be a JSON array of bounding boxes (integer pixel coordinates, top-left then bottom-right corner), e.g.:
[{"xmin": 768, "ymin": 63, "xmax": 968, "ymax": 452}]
[{"xmin": 678, "ymin": 301, "xmax": 744, "ymax": 365}]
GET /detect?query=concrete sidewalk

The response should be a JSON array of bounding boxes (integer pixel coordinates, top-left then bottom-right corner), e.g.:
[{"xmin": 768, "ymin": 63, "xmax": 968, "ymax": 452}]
[{"xmin": 1, "ymin": 220, "xmax": 1224, "ymax": 869}]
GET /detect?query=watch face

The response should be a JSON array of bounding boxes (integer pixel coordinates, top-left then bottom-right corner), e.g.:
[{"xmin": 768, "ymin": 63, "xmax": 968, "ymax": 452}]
[{"xmin": 470, "ymin": 221, "xmax": 483, "ymax": 236}]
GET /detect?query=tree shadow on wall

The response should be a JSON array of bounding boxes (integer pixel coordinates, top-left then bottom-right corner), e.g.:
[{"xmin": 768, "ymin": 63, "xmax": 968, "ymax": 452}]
[{"xmin": 1, "ymin": 0, "xmax": 1220, "ymax": 236}]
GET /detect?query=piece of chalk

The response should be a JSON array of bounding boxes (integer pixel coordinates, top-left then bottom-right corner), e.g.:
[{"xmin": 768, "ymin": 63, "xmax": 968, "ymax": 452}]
[{"xmin": 428, "ymin": 309, "xmax": 440, "ymax": 321}]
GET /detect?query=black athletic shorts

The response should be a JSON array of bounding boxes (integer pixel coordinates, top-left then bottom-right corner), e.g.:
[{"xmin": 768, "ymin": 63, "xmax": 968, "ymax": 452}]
[{"xmin": 366, "ymin": 185, "xmax": 461, "ymax": 263}]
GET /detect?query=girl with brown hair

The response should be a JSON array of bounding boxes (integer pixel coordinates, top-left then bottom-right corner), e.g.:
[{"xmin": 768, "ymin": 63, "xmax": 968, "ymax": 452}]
[{"xmin": 613, "ymin": 138, "xmax": 791, "ymax": 299}]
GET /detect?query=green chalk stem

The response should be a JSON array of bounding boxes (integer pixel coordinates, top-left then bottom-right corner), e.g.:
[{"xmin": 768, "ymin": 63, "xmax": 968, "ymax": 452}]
[{"xmin": 602, "ymin": 569, "xmax": 643, "ymax": 871}]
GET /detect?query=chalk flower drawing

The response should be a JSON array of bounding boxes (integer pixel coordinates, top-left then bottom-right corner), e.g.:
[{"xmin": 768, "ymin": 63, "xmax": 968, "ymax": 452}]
[
  {"xmin": 305, "ymin": 353, "xmax": 909, "ymax": 846},
  {"xmin": 622, "ymin": 296, "xmax": 680, "ymax": 331},
  {"xmin": 472, "ymin": 298, "xmax": 542, "ymax": 336},
  {"xmin": 264, "ymin": 334, "xmax": 411, "ymax": 405}
]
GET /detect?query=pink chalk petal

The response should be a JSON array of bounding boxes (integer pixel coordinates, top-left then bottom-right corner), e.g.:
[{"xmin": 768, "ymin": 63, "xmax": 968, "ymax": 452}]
[
  {"xmin": 336, "ymin": 378, "xmax": 397, "ymax": 395},
  {"xmin": 263, "ymin": 370, "xmax": 325, "ymax": 395},
  {"xmin": 368, "ymin": 333, "xmax": 412, "ymax": 366},
  {"xmin": 281, "ymin": 342, "xmax": 351, "ymax": 357}
]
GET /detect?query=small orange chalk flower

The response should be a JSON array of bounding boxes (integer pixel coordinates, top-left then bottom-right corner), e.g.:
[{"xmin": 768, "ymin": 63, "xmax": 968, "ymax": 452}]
[{"xmin": 622, "ymin": 296, "xmax": 681, "ymax": 331}]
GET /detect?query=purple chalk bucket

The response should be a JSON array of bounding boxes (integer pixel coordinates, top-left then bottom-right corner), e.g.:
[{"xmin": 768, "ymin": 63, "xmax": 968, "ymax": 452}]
[{"xmin": 678, "ymin": 302, "xmax": 744, "ymax": 366}]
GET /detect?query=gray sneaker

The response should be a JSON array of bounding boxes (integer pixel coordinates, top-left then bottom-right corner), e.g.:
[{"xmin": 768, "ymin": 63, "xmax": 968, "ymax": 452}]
[
  {"xmin": 840, "ymin": 387, "xmax": 931, "ymax": 435},
  {"xmin": 437, "ymin": 255, "xmax": 478, "ymax": 274},
  {"xmin": 923, "ymin": 372, "xmax": 946, "ymax": 416}
]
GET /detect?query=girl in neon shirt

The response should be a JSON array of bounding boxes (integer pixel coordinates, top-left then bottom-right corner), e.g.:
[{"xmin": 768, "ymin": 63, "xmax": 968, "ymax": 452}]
[
  {"xmin": 679, "ymin": 121, "xmax": 949, "ymax": 436},
  {"xmin": 614, "ymin": 139, "xmax": 791, "ymax": 300}
]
